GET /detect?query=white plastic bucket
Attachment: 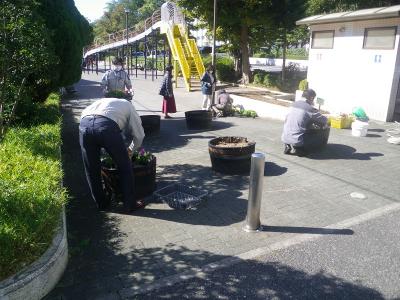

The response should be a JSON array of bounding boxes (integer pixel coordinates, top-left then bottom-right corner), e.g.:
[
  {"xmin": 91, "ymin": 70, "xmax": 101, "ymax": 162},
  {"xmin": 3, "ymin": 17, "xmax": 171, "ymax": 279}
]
[{"xmin": 351, "ymin": 120, "xmax": 369, "ymax": 137}]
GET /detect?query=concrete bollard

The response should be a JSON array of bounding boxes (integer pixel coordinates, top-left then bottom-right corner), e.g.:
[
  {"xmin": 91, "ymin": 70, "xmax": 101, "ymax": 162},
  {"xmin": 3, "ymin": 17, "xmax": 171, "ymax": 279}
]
[{"xmin": 243, "ymin": 153, "xmax": 265, "ymax": 232}]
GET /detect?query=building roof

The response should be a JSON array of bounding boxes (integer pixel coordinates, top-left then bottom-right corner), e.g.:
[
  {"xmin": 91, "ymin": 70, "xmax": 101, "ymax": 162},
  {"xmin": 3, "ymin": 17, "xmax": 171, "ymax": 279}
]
[{"xmin": 296, "ymin": 5, "xmax": 400, "ymax": 25}]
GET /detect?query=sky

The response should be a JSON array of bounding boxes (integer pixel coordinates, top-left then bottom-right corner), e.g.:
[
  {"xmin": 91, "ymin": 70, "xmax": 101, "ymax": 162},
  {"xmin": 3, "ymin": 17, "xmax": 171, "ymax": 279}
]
[{"xmin": 74, "ymin": 0, "xmax": 109, "ymax": 22}]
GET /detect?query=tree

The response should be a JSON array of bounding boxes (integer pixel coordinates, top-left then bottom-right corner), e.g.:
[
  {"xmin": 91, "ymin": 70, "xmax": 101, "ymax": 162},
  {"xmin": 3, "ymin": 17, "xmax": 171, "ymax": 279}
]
[{"xmin": 178, "ymin": 0, "xmax": 280, "ymax": 84}]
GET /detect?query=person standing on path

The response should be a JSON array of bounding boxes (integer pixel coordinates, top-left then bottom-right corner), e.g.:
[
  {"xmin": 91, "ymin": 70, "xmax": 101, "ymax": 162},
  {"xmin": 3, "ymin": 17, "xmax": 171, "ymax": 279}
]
[
  {"xmin": 200, "ymin": 64, "xmax": 216, "ymax": 110},
  {"xmin": 79, "ymin": 98, "xmax": 145, "ymax": 213},
  {"xmin": 159, "ymin": 65, "xmax": 177, "ymax": 119},
  {"xmin": 101, "ymin": 57, "xmax": 133, "ymax": 98}
]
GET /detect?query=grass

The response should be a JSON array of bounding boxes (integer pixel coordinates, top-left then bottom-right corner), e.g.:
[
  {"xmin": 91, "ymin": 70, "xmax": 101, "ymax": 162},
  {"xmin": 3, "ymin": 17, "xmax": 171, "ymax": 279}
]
[{"xmin": 0, "ymin": 93, "xmax": 67, "ymax": 281}]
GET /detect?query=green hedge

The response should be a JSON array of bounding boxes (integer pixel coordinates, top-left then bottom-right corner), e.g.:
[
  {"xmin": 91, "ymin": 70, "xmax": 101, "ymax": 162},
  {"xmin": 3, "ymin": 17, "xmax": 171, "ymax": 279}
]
[
  {"xmin": 203, "ymin": 55, "xmax": 236, "ymax": 83},
  {"xmin": 0, "ymin": 93, "xmax": 67, "ymax": 281}
]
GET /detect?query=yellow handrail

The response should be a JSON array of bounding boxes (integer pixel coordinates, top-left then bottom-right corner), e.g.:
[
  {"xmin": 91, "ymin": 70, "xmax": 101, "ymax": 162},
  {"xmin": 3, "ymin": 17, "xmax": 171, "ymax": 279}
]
[{"xmin": 188, "ymin": 39, "xmax": 205, "ymax": 78}]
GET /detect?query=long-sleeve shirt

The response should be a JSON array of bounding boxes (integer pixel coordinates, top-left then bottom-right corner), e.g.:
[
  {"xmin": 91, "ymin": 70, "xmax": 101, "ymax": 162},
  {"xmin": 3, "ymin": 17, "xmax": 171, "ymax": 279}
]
[
  {"xmin": 281, "ymin": 100, "xmax": 328, "ymax": 146},
  {"xmin": 159, "ymin": 72, "xmax": 173, "ymax": 97},
  {"xmin": 81, "ymin": 98, "xmax": 144, "ymax": 150},
  {"xmin": 101, "ymin": 69, "xmax": 132, "ymax": 92}
]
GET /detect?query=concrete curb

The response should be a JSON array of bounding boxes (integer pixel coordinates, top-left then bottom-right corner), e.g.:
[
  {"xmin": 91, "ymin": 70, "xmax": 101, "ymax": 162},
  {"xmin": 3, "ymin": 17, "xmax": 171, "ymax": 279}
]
[{"xmin": 0, "ymin": 208, "xmax": 68, "ymax": 300}]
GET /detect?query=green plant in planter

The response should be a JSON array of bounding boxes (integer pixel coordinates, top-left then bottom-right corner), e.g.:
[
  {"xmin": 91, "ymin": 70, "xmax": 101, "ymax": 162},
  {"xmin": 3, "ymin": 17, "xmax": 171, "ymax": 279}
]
[
  {"xmin": 101, "ymin": 148, "xmax": 153, "ymax": 168},
  {"xmin": 131, "ymin": 148, "xmax": 152, "ymax": 165},
  {"xmin": 233, "ymin": 105, "xmax": 258, "ymax": 118},
  {"xmin": 298, "ymin": 79, "xmax": 308, "ymax": 91},
  {"xmin": 104, "ymin": 90, "xmax": 129, "ymax": 99}
]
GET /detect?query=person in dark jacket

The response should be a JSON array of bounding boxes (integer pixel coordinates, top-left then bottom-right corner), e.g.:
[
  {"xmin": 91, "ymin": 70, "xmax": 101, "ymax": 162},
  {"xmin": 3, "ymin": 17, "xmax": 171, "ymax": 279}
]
[
  {"xmin": 200, "ymin": 64, "xmax": 216, "ymax": 110},
  {"xmin": 282, "ymin": 89, "xmax": 328, "ymax": 156},
  {"xmin": 159, "ymin": 65, "xmax": 177, "ymax": 118}
]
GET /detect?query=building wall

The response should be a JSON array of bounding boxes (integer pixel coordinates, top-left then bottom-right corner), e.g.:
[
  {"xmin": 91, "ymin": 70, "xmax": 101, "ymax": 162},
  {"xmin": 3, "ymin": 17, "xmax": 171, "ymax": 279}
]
[{"xmin": 307, "ymin": 18, "xmax": 400, "ymax": 121}]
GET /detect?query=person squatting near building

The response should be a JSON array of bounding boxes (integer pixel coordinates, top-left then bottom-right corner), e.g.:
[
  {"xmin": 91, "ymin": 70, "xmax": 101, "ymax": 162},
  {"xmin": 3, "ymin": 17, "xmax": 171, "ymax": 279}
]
[
  {"xmin": 79, "ymin": 97, "xmax": 145, "ymax": 213},
  {"xmin": 282, "ymin": 89, "xmax": 328, "ymax": 157},
  {"xmin": 200, "ymin": 64, "xmax": 216, "ymax": 110},
  {"xmin": 211, "ymin": 89, "xmax": 233, "ymax": 117},
  {"xmin": 101, "ymin": 57, "xmax": 133, "ymax": 97}
]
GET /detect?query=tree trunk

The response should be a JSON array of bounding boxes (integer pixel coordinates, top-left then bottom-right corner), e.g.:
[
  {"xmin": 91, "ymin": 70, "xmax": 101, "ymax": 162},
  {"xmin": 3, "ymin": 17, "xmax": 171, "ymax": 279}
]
[
  {"xmin": 240, "ymin": 24, "xmax": 251, "ymax": 85},
  {"xmin": 281, "ymin": 31, "xmax": 287, "ymax": 83}
]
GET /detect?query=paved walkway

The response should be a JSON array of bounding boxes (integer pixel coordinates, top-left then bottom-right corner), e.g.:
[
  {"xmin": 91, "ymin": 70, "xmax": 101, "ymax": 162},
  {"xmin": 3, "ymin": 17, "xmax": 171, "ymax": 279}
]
[{"xmin": 46, "ymin": 71, "xmax": 400, "ymax": 299}]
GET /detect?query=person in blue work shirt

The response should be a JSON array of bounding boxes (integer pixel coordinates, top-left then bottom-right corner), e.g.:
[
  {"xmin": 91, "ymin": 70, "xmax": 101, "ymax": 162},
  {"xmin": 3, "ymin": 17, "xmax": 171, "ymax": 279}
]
[
  {"xmin": 79, "ymin": 97, "xmax": 145, "ymax": 213},
  {"xmin": 282, "ymin": 89, "xmax": 328, "ymax": 157}
]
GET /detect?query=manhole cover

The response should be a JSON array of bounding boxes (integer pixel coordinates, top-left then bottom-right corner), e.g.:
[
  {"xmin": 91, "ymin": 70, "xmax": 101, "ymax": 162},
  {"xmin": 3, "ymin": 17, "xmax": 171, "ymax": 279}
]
[{"xmin": 350, "ymin": 192, "xmax": 367, "ymax": 199}]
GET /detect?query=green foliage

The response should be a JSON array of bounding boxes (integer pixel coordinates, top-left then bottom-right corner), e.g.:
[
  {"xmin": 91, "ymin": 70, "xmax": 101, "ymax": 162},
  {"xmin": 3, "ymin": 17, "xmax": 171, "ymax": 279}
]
[
  {"xmin": 233, "ymin": 106, "xmax": 258, "ymax": 118},
  {"xmin": 203, "ymin": 55, "xmax": 236, "ymax": 83},
  {"xmin": 105, "ymin": 90, "xmax": 128, "ymax": 99},
  {"xmin": 0, "ymin": 0, "xmax": 91, "ymax": 140},
  {"xmin": 253, "ymin": 71, "xmax": 266, "ymax": 85},
  {"xmin": 132, "ymin": 148, "xmax": 153, "ymax": 165},
  {"xmin": 298, "ymin": 79, "xmax": 308, "ymax": 91},
  {"xmin": 0, "ymin": 93, "xmax": 67, "ymax": 281}
]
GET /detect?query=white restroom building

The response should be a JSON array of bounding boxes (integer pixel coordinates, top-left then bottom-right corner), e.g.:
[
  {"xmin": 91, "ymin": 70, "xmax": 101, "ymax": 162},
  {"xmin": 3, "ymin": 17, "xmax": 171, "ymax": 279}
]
[{"xmin": 297, "ymin": 5, "xmax": 400, "ymax": 121}]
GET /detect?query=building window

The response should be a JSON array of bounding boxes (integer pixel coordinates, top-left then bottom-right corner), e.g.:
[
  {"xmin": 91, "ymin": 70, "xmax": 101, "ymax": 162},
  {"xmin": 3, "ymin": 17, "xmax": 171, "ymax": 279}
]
[
  {"xmin": 311, "ymin": 31, "xmax": 334, "ymax": 49},
  {"xmin": 363, "ymin": 27, "xmax": 397, "ymax": 50}
]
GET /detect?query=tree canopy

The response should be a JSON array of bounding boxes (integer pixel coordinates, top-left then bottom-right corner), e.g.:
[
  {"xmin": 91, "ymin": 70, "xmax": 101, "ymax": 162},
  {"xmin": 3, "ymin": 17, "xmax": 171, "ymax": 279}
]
[{"xmin": 0, "ymin": 0, "xmax": 92, "ymax": 139}]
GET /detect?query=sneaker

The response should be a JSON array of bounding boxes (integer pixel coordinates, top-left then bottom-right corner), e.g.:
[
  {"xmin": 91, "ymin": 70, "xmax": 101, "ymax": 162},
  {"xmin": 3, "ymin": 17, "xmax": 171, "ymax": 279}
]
[{"xmin": 284, "ymin": 144, "xmax": 292, "ymax": 155}]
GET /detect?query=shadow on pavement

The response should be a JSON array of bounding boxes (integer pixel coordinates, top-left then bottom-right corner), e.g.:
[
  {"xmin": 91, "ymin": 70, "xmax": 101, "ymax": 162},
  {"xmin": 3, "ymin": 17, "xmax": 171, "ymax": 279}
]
[
  {"xmin": 135, "ymin": 163, "xmax": 248, "ymax": 226},
  {"xmin": 262, "ymin": 225, "xmax": 354, "ymax": 235},
  {"xmin": 139, "ymin": 260, "xmax": 385, "ymax": 299},
  {"xmin": 142, "ymin": 117, "xmax": 234, "ymax": 153},
  {"xmin": 308, "ymin": 144, "xmax": 384, "ymax": 160},
  {"xmin": 264, "ymin": 161, "xmax": 287, "ymax": 176}
]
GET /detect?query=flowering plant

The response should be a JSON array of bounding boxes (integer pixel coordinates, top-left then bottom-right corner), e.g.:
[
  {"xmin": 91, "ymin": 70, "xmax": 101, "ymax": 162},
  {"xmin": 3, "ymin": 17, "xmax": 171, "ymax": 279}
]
[{"xmin": 131, "ymin": 148, "xmax": 152, "ymax": 165}]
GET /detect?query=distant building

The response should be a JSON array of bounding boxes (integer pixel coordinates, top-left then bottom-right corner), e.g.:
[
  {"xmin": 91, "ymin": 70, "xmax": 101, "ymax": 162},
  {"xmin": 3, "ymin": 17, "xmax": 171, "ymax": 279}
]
[
  {"xmin": 297, "ymin": 5, "xmax": 400, "ymax": 121},
  {"xmin": 190, "ymin": 19, "xmax": 223, "ymax": 48}
]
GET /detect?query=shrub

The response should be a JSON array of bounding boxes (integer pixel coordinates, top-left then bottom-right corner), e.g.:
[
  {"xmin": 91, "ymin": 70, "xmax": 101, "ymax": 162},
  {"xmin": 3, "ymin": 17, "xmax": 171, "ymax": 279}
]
[
  {"xmin": 253, "ymin": 71, "xmax": 266, "ymax": 85},
  {"xmin": 203, "ymin": 55, "xmax": 236, "ymax": 83},
  {"xmin": 0, "ymin": 93, "xmax": 67, "ymax": 281}
]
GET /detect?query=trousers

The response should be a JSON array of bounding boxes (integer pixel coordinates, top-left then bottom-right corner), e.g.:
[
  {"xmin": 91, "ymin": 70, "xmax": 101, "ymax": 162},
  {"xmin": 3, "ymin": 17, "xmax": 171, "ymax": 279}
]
[{"xmin": 79, "ymin": 115, "xmax": 135, "ymax": 210}]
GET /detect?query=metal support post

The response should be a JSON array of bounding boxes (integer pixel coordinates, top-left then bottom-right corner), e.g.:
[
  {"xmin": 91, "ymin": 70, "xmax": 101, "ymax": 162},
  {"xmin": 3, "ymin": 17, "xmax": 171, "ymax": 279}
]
[
  {"xmin": 163, "ymin": 36, "xmax": 166, "ymax": 72},
  {"xmin": 95, "ymin": 53, "xmax": 99, "ymax": 75},
  {"xmin": 135, "ymin": 42, "xmax": 138, "ymax": 78},
  {"xmin": 155, "ymin": 30, "xmax": 158, "ymax": 79},
  {"xmin": 151, "ymin": 31, "xmax": 155, "ymax": 81},
  {"xmin": 243, "ymin": 153, "xmax": 265, "ymax": 232},
  {"xmin": 144, "ymin": 35, "xmax": 147, "ymax": 79}
]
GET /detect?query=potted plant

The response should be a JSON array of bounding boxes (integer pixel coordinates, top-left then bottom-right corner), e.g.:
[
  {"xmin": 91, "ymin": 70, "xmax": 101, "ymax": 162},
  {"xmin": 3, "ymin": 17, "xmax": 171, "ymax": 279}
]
[
  {"xmin": 140, "ymin": 115, "xmax": 161, "ymax": 136},
  {"xmin": 295, "ymin": 79, "xmax": 308, "ymax": 101},
  {"xmin": 101, "ymin": 148, "xmax": 156, "ymax": 202},
  {"xmin": 208, "ymin": 136, "xmax": 256, "ymax": 175},
  {"xmin": 185, "ymin": 110, "xmax": 213, "ymax": 130}
]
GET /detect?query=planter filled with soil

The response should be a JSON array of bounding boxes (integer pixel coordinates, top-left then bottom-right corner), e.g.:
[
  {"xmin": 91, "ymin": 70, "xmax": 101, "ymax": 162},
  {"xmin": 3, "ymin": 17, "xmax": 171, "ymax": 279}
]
[
  {"xmin": 140, "ymin": 115, "xmax": 161, "ymax": 136},
  {"xmin": 185, "ymin": 110, "xmax": 213, "ymax": 130},
  {"xmin": 101, "ymin": 155, "xmax": 156, "ymax": 202},
  {"xmin": 208, "ymin": 136, "xmax": 256, "ymax": 175}
]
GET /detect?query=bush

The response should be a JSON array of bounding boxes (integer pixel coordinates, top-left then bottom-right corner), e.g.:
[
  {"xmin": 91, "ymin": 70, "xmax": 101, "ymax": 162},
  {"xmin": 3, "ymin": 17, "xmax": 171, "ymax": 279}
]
[
  {"xmin": 253, "ymin": 71, "xmax": 266, "ymax": 85},
  {"xmin": 203, "ymin": 55, "xmax": 236, "ymax": 83},
  {"xmin": 0, "ymin": 93, "xmax": 67, "ymax": 281},
  {"xmin": 298, "ymin": 79, "xmax": 308, "ymax": 91}
]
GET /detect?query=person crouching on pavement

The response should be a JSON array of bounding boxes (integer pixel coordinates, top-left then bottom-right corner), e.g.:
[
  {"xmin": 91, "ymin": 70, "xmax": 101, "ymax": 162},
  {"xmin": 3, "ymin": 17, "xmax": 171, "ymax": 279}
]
[
  {"xmin": 211, "ymin": 89, "xmax": 233, "ymax": 117},
  {"xmin": 281, "ymin": 89, "xmax": 328, "ymax": 157},
  {"xmin": 101, "ymin": 57, "xmax": 133, "ymax": 98},
  {"xmin": 79, "ymin": 97, "xmax": 145, "ymax": 213}
]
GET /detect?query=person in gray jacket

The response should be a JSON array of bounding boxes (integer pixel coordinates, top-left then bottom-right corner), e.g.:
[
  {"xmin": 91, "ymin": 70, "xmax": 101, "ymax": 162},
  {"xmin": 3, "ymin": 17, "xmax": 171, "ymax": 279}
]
[
  {"xmin": 79, "ymin": 98, "xmax": 145, "ymax": 213},
  {"xmin": 282, "ymin": 89, "xmax": 328, "ymax": 156},
  {"xmin": 101, "ymin": 57, "xmax": 132, "ymax": 96}
]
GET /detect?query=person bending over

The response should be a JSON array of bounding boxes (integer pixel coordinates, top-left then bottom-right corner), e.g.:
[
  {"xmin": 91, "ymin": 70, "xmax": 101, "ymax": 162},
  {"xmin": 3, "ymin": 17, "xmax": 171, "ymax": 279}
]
[
  {"xmin": 79, "ymin": 97, "xmax": 145, "ymax": 213},
  {"xmin": 281, "ymin": 89, "xmax": 328, "ymax": 156}
]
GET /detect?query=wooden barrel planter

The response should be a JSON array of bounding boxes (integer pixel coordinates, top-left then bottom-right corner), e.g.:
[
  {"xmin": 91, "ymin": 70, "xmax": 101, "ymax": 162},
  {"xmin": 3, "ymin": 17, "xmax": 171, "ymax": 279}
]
[
  {"xmin": 208, "ymin": 136, "xmax": 256, "ymax": 175},
  {"xmin": 185, "ymin": 110, "xmax": 213, "ymax": 130},
  {"xmin": 140, "ymin": 115, "xmax": 161, "ymax": 136},
  {"xmin": 101, "ymin": 155, "xmax": 156, "ymax": 202},
  {"xmin": 303, "ymin": 126, "xmax": 330, "ymax": 152}
]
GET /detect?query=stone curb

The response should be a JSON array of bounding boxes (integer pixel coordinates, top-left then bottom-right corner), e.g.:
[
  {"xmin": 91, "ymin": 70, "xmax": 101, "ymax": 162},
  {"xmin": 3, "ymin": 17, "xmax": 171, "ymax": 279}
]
[{"xmin": 0, "ymin": 208, "xmax": 68, "ymax": 300}]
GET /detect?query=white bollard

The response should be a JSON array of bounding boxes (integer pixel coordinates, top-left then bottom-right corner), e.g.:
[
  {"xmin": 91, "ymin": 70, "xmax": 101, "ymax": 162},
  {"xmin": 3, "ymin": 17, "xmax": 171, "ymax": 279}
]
[{"xmin": 243, "ymin": 153, "xmax": 265, "ymax": 232}]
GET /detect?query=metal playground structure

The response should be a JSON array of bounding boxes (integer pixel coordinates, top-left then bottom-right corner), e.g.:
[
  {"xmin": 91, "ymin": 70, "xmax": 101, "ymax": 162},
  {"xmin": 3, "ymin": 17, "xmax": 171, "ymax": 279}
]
[{"xmin": 83, "ymin": 1, "xmax": 205, "ymax": 92}]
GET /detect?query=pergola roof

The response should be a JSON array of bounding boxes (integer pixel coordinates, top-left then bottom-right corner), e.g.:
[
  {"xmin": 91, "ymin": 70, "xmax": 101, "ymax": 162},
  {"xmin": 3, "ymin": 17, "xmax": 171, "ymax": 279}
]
[{"xmin": 296, "ymin": 5, "xmax": 400, "ymax": 25}]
